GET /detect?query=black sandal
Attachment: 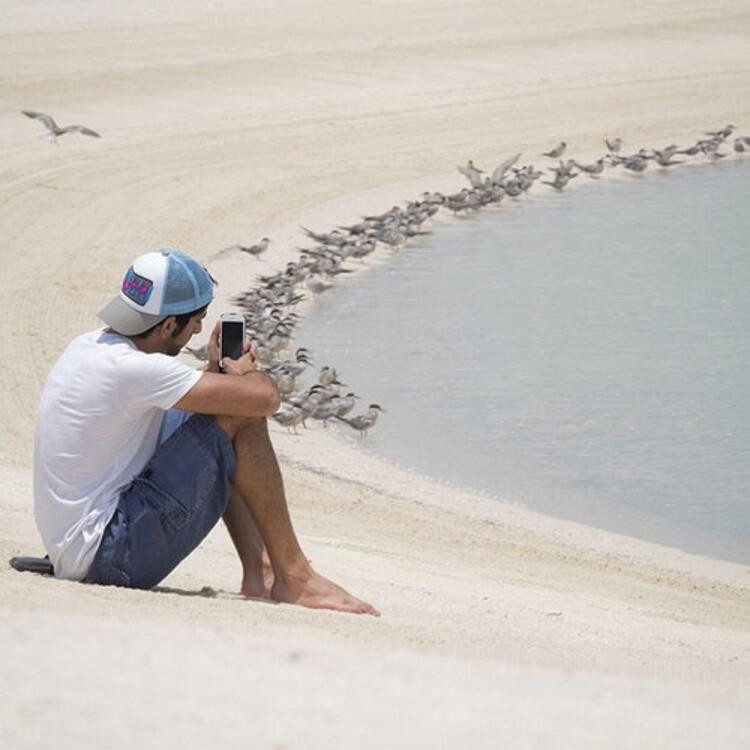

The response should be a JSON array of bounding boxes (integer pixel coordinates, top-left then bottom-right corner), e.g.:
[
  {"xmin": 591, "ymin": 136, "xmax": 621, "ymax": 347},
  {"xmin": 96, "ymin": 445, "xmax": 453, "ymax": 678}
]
[{"xmin": 9, "ymin": 555, "xmax": 55, "ymax": 575}]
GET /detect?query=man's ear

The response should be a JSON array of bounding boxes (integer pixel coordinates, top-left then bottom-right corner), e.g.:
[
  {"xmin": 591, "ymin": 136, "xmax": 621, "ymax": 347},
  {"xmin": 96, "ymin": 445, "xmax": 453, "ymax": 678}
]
[{"xmin": 159, "ymin": 316, "xmax": 178, "ymax": 337}]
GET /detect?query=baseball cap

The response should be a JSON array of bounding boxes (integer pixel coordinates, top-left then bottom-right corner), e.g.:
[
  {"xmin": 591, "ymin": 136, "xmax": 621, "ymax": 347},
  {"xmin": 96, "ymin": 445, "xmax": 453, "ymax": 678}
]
[{"xmin": 98, "ymin": 249, "xmax": 215, "ymax": 335}]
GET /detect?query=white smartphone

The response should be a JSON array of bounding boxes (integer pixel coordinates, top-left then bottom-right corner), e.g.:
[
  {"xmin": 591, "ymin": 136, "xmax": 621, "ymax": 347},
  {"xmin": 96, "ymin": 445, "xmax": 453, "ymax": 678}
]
[{"xmin": 219, "ymin": 312, "xmax": 245, "ymax": 370}]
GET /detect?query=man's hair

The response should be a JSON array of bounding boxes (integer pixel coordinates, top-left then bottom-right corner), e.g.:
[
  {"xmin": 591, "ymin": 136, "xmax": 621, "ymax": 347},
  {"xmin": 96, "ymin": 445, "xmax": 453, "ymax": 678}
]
[{"xmin": 132, "ymin": 305, "xmax": 208, "ymax": 339}]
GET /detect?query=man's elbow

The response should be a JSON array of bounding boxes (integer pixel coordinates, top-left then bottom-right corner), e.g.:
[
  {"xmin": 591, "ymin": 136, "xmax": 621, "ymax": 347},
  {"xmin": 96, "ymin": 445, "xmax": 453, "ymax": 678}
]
[
  {"xmin": 266, "ymin": 389, "xmax": 282, "ymax": 416},
  {"xmin": 260, "ymin": 379, "xmax": 281, "ymax": 416}
]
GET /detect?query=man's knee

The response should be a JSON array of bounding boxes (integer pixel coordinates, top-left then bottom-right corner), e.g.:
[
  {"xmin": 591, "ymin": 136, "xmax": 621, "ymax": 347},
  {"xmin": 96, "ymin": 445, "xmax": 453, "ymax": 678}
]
[{"xmin": 216, "ymin": 414, "xmax": 268, "ymax": 441}]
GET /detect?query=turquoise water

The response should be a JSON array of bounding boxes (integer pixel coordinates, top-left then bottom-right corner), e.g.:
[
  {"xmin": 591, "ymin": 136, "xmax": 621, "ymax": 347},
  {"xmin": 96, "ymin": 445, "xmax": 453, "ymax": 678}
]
[{"xmin": 293, "ymin": 158, "xmax": 750, "ymax": 565}]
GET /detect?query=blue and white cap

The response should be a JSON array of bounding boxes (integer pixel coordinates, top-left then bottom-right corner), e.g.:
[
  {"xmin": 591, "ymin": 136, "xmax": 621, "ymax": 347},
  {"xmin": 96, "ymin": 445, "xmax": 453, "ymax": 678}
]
[{"xmin": 98, "ymin": 249, "xmax": 215, "ymax": 335}]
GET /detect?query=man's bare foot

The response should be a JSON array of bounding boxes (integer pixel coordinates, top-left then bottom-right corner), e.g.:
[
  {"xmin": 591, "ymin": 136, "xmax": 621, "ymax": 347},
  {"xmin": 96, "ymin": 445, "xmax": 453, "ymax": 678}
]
[{"xmin": 272, "ymin": 568, "xmax": 380, "ymax": 616}]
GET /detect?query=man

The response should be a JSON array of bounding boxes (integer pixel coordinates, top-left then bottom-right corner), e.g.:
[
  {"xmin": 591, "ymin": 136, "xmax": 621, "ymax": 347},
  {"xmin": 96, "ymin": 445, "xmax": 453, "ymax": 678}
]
[{"xmin": 33, "ymin": 248, "xmax": 378, "ymax": 616}]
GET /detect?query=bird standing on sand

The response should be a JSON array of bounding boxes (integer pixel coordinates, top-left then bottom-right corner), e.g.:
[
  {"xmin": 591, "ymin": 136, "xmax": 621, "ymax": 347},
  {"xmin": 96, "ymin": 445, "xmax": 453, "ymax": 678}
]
[
  {"xmin": 271, "ymin": 405, "xmax": 306, "ymax": 434},
  {"xmin": 318, "ymin": 365, "xmax": 340, "ymax": 387},
  {"xmin": 335, "ymin": 392, "xmax": 359, "ymax": 418},
  {"xmin": 622, "ymin": 153, "xmax": 649, "ymax": 173},
  {"xmin": 572, "ymin": 158, "xmax": 605, "ymax": 177},
  {"xmin": 700, "ymin": 139, "xmax": 727, "ymax": 160},
  {"xmin": 651, "ymin": 148, "xmax": 683, "ymax": 167},
  {"xmin": 212, "ymin": 237, "xmax": 270, "ymax": 261},
  {"xmin": 269, "ymin": 348, "xmax": 312, "ymax": 379},
  {"xmin": 22, "ymin": 110, "xmax": 101, "ymax": 142},
  {"xmin": 605, "ymin": 137, "xmax": 622, "ymax": 154},
  {"xmin": 271, "ymin": 368, "xmax": 298, "ymax": 398},
  {"xmin": 705, "ymin": 125, "xmax": 734, "ymax": 139},
  {"xmin": 305, "ymin": 272, "xmax": 334, "ymax": 295},
  {"xmin": 235, "ymin": 238, "xmax": 270, "ymax": 259},
  {"xmin": 542, "ymin": 172, "xmax": 577, "ymax": 191},
  {"xmin": 335, "ymin": 404, "xmax": 386, "ymax": 436},
  {"xmin": 311, "ymin": 396, "xmax": 347, "ymax": 427},
  {"xmin": 543, "ymin": 142, "xmax": 567, "ymax": 159}
]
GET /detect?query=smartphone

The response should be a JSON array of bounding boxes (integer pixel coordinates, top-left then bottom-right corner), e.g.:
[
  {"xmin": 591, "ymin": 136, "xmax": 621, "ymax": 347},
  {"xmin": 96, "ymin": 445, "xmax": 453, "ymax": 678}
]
[{"xmin": 219, "ymin": 313, "xmax": 245, "ymax": 371}]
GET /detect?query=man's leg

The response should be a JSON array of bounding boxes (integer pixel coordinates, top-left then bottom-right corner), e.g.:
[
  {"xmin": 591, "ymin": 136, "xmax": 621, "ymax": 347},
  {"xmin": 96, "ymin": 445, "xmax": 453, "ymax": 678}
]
[
  {"xmin": 216, "ymin": 415, "xmax": 379, "ymax": 616},
  {"xmin": 222, "ymin": 490, "xmax": 273, "ymax": 598},
  {"xmin": 85, "ymin": 413, "xmax": 235, "ymax": 591}
]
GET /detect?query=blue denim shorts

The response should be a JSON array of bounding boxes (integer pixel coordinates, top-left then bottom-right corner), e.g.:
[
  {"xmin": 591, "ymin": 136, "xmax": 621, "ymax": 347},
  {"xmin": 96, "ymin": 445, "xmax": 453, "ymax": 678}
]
[{"xmin": 84, "ymin": 413, "xmax": 236, "ymax": 590}]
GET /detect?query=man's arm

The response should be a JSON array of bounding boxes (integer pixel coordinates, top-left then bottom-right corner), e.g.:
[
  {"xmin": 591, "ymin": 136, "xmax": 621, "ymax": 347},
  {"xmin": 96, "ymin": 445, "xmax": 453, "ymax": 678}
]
[
  {"xmin": 175, "ymin": 370, "xmax": 280, "ymax": 417},
  {"xmin": 174, "ymin": 319, "xmax": 280, "ymax": 417}
]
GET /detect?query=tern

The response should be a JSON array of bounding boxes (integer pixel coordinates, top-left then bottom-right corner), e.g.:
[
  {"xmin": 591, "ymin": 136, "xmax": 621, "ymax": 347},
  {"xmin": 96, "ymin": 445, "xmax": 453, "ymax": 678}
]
[
  {"xmin": 305, "ymin": 272, "xmax": 334, "ymax": 295},
  {"xmin": 318, "ymin": 365, "xmax": 340, "ymax": 387},
  {"xmin": 272, "ymin": 405, "xmax": 306, "ymax": 434},
  {"xmin": 22, "ymin": 110, "xmax": 101, "ymax": 142},
  {"xmin": 704, "ymin": 125, "xmax": 734, "ymax": 139},
  {"xmin": 605, "ymin": 137, "xmax": 622, "ymax": 153},
  {"xmin": 572, "ymin": 158, "xmax": 605, "ymax": 176},
  {"xmin": 271, "ymin": 369, "xmax": 298, "ymax": 397},
  {"xmin": 457, "ymin": 160, "xmax": 485, "ymax": 188},
  {"xmin": 623, "ymin": 154, "xmax": 649, "ymax": 173},
  {"xmin": 238, "ymin": 237, "xmax": 270, "ymax": 259},
  {"xmin": 490, "ymin": 152, "xmax": 522, "ymax": 185},
  {"xmin": 215, "ymin": 237, "xmax": 270, "ymax": 260},
  {"xmin": 542, "ymin": 172, "xmax": 577, "ymax": 191},
  {"xmin": 335, "ymin": 404, "xmax": 386, "ymax": 436},
  {"xmin": 311, "ymin": 396, "xmax": 347, "ymax": 427},
  {"xmin": 300, "ymin": 227, "xmax": 348, "ymax": 247},
  {"xmin": 651, "ymin": 149, "xmax": 683, "ymax": 167},
  {"xmin": 542, "ymin": 142, "xmax": 567, "ymax": 159},
  {"xmin": 335, "ymin": 392, "xmax": 359, "ymax": 418},
  {"xmin": 269, "ymin": 348, "xmax": 312, "ymax": 378}
]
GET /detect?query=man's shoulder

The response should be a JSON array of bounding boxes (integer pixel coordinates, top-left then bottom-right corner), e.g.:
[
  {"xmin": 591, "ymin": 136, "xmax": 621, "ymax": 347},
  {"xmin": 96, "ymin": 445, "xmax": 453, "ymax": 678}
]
[
  {"xmin": 63, "ymin": 328, "xmax": 199, "ymax": 382},
  {"xmin": 69, "ymin": 328, "xmax": 132, "ymax": 351},
  {"xmin": 118, "ymin": 345, "xmax": 201, "ymax": 388}
]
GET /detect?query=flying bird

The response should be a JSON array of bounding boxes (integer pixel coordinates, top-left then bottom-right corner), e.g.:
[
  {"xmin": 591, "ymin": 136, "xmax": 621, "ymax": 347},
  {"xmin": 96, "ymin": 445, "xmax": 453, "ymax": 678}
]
[
  {"xmin": 22, "ymin": 110, "xmax": 101, "ymax": 142},
  {"xmin": 489, "ymin": 152, "xmax": 521, "ymax": 185},
  {"xmin": 457, "ymin": 160, "xmax": 485, "ymax": 188}
]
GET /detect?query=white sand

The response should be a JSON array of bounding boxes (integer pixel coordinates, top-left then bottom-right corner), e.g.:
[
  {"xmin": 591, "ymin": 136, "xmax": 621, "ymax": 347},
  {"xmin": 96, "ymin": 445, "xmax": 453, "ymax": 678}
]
[{"xmin": 1, "ymin": 2, "xmax": 749, "ymax": 748}]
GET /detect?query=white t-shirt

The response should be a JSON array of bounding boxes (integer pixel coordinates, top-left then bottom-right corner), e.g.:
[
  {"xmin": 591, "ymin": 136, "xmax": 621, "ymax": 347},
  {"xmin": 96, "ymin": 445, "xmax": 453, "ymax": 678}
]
[{"xmin": 33, "ymin": 329, "xmax": 202, "ymax": 581}]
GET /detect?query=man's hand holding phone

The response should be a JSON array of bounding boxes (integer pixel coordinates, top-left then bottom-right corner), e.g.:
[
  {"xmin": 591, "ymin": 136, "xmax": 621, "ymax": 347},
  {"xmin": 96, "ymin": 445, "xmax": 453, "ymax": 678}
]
[{"xmin": 207, "ymin": 314, "xmax": 257, "ymax": 375}]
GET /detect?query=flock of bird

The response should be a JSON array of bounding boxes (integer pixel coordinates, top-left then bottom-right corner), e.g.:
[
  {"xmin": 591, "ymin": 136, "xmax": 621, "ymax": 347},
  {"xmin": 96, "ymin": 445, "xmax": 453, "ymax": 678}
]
[
  {"xmin": 22, "ymin": 111, "xmax": 747, "ymax": 437},
  {"xmin": 211, "ymin": 196, "xmax": 461, "ymax": 435},
  {"xmin": 203, "ymin": 123, "xmax": 748, "ymax": 437}
]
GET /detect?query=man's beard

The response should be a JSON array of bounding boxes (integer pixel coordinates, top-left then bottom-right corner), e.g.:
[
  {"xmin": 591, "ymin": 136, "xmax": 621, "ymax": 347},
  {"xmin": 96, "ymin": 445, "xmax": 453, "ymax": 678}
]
[{"xmin": 165, "ymin": 339, "xmax": 183, "ymax": 357}]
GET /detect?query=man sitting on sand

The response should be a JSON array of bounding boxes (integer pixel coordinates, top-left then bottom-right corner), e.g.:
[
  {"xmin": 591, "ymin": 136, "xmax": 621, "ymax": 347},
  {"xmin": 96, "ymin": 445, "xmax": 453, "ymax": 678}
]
[{"xmin": 33, "ymin": 248, "xmax": 378, "ymax": 616}]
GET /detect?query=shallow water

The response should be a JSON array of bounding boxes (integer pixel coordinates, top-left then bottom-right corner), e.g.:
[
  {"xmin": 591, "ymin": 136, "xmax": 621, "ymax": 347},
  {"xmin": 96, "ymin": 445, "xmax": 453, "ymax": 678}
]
[{"xmin": 294, "ymin": 158, "xmax": 750, "ymax": 565}]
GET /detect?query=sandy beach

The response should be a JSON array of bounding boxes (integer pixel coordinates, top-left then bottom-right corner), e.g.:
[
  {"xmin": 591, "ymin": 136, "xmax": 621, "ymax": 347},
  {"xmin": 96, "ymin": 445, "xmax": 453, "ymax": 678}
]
[{"xmin": 1, "ymin": 1, "xmax": 749, "ymax": 748}]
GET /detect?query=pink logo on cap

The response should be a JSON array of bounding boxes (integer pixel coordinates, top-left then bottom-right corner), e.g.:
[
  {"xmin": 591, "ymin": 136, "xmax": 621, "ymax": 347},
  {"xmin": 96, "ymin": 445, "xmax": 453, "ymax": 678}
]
[{"xmin": 122, "ymin": 267, "xmax": 154, "ymax": 307}]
